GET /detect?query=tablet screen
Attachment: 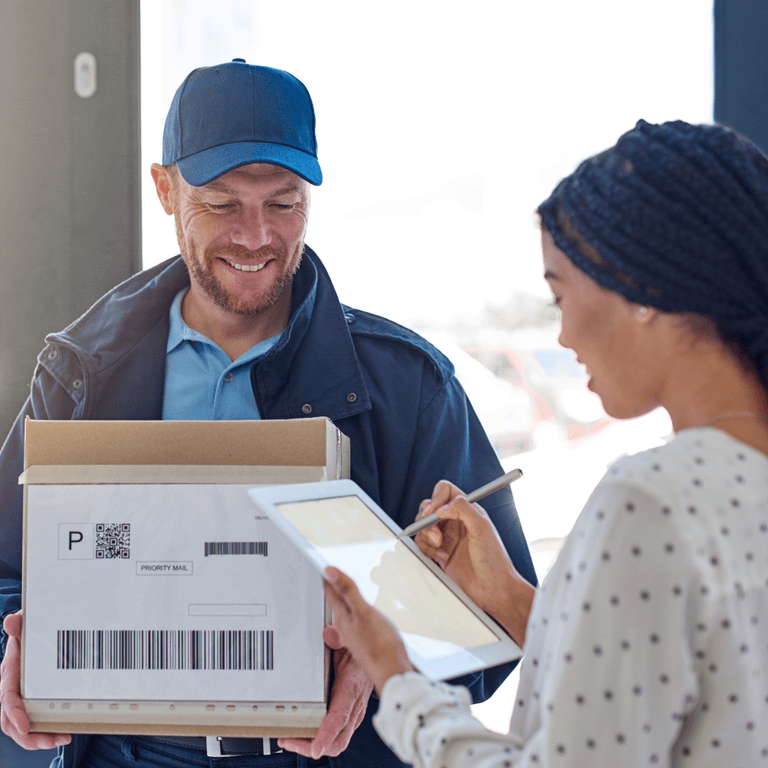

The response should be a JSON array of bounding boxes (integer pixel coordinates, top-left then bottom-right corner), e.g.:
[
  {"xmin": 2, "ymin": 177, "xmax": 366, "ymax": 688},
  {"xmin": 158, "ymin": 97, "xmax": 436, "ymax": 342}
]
[{"xmin": 275, "ymin": 495, "xmax": 499, "ymax": 660}]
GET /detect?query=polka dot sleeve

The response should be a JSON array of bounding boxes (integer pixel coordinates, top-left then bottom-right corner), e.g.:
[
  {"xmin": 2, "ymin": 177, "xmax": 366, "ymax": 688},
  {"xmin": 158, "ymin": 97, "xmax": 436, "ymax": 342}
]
[{"xmin": 374, "ymin": 672, "xmax": 526, "ymax": 767}]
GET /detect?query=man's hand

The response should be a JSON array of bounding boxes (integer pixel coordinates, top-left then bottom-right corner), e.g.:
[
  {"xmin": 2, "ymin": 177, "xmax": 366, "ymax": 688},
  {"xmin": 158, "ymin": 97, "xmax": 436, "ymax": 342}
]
[
  {"xmin": 0, "ymin": 611, "xmax": 71, "ymax": 750},
  {"xmin": 277, "ymin": 634, "xmax": 373, "ymax": 759}
]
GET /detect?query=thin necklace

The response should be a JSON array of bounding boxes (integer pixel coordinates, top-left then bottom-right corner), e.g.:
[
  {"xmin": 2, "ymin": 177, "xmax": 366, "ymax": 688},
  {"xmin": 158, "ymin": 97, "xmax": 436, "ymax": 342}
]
[{"xmin": 703, "ymin": 411, "xmax": 768, "ymax": 427}]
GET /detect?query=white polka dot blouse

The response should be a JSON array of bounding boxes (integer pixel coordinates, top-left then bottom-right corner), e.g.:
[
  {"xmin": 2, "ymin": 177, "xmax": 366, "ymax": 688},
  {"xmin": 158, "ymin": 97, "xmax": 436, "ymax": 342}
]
[{"xmin": 373, "ymin": 428, "xmax": 768, "ymax": 767}]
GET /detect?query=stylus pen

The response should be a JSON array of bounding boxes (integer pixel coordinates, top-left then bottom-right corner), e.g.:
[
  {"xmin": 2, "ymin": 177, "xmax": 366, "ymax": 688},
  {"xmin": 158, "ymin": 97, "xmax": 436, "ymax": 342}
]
[{"xmin": 396, "ymin": 467, "xmax": 523, "ymax": 540}]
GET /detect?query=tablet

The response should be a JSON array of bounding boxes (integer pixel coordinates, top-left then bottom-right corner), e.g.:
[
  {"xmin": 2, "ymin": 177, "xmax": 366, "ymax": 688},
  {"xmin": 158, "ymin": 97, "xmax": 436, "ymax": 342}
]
[{"xmin": 248, "ymin": 479, "xmax": 522, "ymax": 681}]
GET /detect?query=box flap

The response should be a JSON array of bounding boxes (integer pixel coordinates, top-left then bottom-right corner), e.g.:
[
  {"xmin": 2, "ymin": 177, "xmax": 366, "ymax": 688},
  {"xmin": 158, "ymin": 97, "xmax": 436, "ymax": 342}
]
[{"xmin": 24, "ymin": 418, "xmax": 347, "ymax": 471}]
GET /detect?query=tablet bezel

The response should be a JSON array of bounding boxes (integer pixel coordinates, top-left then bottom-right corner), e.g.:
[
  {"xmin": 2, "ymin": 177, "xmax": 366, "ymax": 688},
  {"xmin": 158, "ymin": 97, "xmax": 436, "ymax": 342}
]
[{"xmin": 248, "ymin": 479, "xmax": 522, "ymax": 681}]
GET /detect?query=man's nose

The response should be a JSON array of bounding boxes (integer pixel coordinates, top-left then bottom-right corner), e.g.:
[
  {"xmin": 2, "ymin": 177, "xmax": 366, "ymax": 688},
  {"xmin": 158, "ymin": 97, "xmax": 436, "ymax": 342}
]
[{"xmin": 230, "ymin": 209, "xmax": 272, "ymax": 251}]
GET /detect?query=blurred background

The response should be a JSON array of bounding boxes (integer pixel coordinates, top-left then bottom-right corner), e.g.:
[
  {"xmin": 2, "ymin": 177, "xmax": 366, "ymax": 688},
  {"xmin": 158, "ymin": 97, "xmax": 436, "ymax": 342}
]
[{"xmin": 3, "ymin": 0, "xmax": 768, "ymax": 760}]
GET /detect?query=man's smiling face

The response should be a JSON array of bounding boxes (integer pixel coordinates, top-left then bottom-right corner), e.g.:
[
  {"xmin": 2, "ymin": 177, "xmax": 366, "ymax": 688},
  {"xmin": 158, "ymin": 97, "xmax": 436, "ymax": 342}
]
[{"xmin": 169, "ymin": 162, "xmax": 310, "ymax": 318}]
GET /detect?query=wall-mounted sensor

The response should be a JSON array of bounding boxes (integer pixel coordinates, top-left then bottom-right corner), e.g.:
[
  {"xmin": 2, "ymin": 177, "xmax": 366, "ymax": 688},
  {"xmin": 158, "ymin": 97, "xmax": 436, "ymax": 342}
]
[{"xmin": 74, "ymin": 52, "xmax": 97, "ymax": 98}]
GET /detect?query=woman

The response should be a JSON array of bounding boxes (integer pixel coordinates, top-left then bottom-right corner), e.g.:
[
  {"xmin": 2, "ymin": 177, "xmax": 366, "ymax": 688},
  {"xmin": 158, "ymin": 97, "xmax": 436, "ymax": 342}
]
[{"xmin": 322, "ymin": 120, "xmax": 768, "ymax": 766}]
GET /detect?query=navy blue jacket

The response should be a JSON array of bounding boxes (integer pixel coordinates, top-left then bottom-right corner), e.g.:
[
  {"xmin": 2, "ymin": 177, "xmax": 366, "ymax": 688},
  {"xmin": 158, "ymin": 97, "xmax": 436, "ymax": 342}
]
[{"xmin": 0, "ymin": 248, "xmax": 536, "ymax": 768}]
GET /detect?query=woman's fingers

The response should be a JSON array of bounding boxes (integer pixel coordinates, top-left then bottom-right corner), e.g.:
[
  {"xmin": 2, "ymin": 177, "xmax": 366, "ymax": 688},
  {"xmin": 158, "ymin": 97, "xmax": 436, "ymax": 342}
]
[
  {"xmin": 323, "ymin": 574, "xmax": 349, "ymax": 622},
  {"xmin": 415, "ymin": 499, "xmax": 431, "ymax": 520},
  {"xmin": 323, "ymin": 566, "xmax": 371, "ymax": 620},
  {"xmin": 436, "ymin": 497, "xmax": 491, "ymax": 541},
  {"xmin": 325, "ymin": 566, "xmax": 357, "ymax": 599},
  {"xmin": 414, "ymin": 534, "xmax": 439, "ymax": 560},
  {"xmin": 425, "ymin": 480, "xmax": 463, "ymax": 513},
  {"xmin": 414, "ymin": 523, "xmax": 442, "ymax": 551},
  {"xmin": 419, "ymin": 481, "xmax": 488, "ymax": 531}
]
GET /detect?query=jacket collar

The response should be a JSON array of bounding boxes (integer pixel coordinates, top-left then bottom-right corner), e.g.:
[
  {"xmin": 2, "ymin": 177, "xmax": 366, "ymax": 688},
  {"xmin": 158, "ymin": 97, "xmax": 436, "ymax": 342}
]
[{"xmin": 252, "ymin": 247, "xmax": 371, "ymax": 421}]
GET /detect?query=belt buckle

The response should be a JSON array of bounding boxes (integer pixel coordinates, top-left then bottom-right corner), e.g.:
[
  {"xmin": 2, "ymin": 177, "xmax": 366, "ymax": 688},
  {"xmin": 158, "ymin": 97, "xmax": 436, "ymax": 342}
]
[
  {"xmin": 206, "ymin": 736, "xmax": 280, "ymax": 758},
  {"xmin": 206, "ymin": 737, "xmax": 225, "ymax": 758}
]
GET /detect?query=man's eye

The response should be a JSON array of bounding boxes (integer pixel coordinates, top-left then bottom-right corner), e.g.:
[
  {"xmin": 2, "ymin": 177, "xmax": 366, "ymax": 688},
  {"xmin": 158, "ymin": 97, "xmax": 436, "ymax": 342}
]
[
  {"xmin": 208, "ymin": 203, "xmax": 233, "ymax": 212},
  {"xmin": 272, "ymin": 203, "xmax": 294, "ymax": 211}
]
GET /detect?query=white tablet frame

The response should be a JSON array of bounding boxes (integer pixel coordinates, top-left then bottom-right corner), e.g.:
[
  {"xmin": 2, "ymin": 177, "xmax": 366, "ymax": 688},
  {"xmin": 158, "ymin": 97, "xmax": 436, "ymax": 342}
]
[{"xmin": 248, "ymin": 479, "xmax": 522, "ymax": 681}]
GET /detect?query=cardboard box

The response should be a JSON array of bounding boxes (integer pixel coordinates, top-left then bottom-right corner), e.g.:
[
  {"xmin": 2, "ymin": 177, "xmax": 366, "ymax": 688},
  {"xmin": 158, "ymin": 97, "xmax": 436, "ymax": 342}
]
[{"xmin": 21, "ymin": 418, "xmax": 349, "ymax": 737}]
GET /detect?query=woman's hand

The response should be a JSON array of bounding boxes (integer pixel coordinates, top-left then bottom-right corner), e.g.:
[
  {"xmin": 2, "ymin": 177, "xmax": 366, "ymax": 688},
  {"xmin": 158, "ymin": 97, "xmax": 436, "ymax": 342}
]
[
  {"xmin": 414, "ymin": 480, "xmax": 535, "ymax": 646},
  {"xmin": 323, "ymin": 566, "xmax": 416, "ymax": 696}
]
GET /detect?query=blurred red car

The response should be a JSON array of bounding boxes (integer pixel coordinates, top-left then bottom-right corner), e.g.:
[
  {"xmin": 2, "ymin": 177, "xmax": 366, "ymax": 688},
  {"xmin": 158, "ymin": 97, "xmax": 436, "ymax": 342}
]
[{"xmin": 465, "ymin": 345, "xmax": 612, "ymax": 449}]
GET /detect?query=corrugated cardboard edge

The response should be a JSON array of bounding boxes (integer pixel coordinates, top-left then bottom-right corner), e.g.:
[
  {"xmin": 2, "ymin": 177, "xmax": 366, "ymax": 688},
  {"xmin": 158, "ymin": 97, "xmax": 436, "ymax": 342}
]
[
  {"xmin": 25, "ymin": 701, "xmax": 325, "ymax": 737},
  {"xmin": 20, "ymin": 465, "xmax": 329, "ymax": 485},
  {"xmin": 21, "ymin": 418, "xmax": 349, "ymax": 736}
]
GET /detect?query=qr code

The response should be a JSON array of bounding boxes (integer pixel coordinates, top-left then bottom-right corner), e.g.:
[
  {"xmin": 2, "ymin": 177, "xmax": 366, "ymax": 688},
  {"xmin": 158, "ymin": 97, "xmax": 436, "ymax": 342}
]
[{"xmin": 95, "ymin": 523, "xmax": 130, "ymax": 559}]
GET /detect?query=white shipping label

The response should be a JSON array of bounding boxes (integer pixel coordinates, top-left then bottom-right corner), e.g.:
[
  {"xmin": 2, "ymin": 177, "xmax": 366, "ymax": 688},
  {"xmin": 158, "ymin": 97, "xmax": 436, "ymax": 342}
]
[{"xmin": 24, "ymin": 484, "xmax": 325, "ymax": 703}]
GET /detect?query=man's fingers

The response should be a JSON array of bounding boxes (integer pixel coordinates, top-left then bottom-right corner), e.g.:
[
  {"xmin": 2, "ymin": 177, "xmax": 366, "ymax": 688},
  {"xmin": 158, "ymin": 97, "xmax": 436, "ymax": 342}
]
[
  {"xmin": 0, "ymin": 708, "xmax": 70, "ymax": 751},
  {"xmin": 0, "ymin": 642, "xmax": 27, "ymax": 737},
  {"xmin": 315, "ymin": 720, "xmax": 357, "ymax": 759},
  {"xmin": 281, "ymin": 701, "xmax": 363, "ymax": 760},
  {"xmin": 0, "ymin": 657, "xmax": 21, "ymax": 700},
  {"xmin": 311, "ymin": 693, "xmax": 367, "ymax": 758},
  {"xmin": 310, "ymin": 708, "xmax": 346, "ymax": 757},
  {"xmin": 2, "ymin": 700, "xmax": 28, "ymax": 736},
  {"xmin": 276, "ymin": 737, "xmax": 313, "ymax": 757},
  {"xmin": 351, "ymin": 692, "xmax": 367, "ymax": 730},
  {"xmin": 2, "ymin": 611, "xmax": 22, "ymax": 638},
  {"xmin": 322, "ymin": 625, "xmax": 343, "ymax": 650}
]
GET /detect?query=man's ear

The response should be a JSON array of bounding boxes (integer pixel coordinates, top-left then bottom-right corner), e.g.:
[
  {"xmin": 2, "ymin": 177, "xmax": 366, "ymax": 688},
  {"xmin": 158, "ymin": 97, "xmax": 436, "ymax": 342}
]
[{"xmin": 151, "ymin": 163, "xmax": 176, "ymax": 215}]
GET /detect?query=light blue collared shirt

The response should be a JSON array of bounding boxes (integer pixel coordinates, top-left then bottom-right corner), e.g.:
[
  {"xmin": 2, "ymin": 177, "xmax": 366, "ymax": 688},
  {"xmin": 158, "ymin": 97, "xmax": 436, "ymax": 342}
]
[{"xmin": 162, "ymin": 289, "xmax": 281, "ymax": 420}]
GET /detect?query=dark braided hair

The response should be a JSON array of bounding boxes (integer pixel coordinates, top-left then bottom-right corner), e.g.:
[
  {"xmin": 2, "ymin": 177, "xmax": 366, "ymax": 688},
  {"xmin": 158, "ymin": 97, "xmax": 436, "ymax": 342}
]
[{"xmin": 538, "ymin": 119, "xmax": 768, "ymax": 388}]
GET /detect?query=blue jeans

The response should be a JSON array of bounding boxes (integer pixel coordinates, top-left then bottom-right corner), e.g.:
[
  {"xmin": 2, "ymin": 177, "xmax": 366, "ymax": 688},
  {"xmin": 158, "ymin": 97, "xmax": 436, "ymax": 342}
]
[{"xmin": 81, "ymin": 736, "xmax": 332, "ymax": 768}]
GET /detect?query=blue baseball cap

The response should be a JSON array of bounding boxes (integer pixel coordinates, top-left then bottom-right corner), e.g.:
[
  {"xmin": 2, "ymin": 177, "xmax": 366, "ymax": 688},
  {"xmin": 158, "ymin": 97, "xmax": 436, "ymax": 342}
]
[{"xmin": 162, "ymin": 59, "xmax": 322, "ymax": 186}]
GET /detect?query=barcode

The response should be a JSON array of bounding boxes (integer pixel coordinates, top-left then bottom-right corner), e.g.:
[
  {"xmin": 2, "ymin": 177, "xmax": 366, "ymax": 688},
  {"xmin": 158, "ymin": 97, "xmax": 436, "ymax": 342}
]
[
  {"xmin": 204, "ymin": 542, "xmax": 268, "ymax": 557},
  {"xmin": 56, "ymin": 630, "xmax": 274, "ymax": 670}
]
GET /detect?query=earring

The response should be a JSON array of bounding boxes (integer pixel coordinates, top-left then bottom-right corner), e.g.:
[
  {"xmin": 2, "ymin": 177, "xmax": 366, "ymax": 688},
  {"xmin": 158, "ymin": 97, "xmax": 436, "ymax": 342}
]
[{"xmin": 637, "ymin": 306, "xmax": 649, "ymax": 319}]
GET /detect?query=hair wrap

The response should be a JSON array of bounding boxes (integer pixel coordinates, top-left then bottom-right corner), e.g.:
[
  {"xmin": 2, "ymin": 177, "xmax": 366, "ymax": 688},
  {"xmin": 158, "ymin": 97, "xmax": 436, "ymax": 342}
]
[{"xmin": 538, "ymin": 119, "xmax": 768, "ymax": 378}]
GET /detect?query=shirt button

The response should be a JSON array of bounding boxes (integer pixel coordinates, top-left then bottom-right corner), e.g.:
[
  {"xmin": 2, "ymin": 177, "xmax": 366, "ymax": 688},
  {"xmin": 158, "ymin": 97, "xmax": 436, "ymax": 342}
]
[
  {"xmin": 223, "ymin": 372, "xmax": 234, "ymax": 383},
  {"xmin": 346, "ymin": 393, "xmax": 357, "ymax": 403},
  {"xmin": 344, "ymin": 313, "xmax": 355, "ymax": 324},
  {"xmin": 72, "ymin": 379, "xmax": 83, "ymax": 390},
  {"xmin": 302, "ymin": 404, "xmax": 313, "ymax": 415},
  {"xmin": 47, "ymin": 349, "xmax": 58, "ymax": 361}
]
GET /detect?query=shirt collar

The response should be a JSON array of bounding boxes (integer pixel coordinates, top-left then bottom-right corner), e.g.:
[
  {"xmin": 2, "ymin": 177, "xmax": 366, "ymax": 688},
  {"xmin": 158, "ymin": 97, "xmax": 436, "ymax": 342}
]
[
  {"xmin": 166, "ymin": 287, "xmax": 283, "ymax": 365},
  {"xmin": 166, "ymin": 288, "xmax": 200, "ymax": 352}
]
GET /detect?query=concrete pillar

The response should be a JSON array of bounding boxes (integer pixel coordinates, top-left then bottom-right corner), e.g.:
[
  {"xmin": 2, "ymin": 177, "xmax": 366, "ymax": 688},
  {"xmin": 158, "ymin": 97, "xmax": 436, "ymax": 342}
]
[{"xmin": 0, "ymin": 0, "xmax": 141, "ymax": 437}]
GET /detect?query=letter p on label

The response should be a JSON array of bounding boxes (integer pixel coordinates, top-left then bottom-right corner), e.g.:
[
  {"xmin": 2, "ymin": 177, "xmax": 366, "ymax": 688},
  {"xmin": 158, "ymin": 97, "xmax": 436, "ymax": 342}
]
[{"xmin": 59, "ymin": 523, "xmax": 94, "ymax": 559}]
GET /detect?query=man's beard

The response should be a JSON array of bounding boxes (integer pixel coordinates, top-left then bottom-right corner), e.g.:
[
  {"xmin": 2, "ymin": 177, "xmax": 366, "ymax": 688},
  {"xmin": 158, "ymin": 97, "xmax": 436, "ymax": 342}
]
[{"xmin": 177, "ymin": 220, "xmax": 302, "ymax": 316}]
